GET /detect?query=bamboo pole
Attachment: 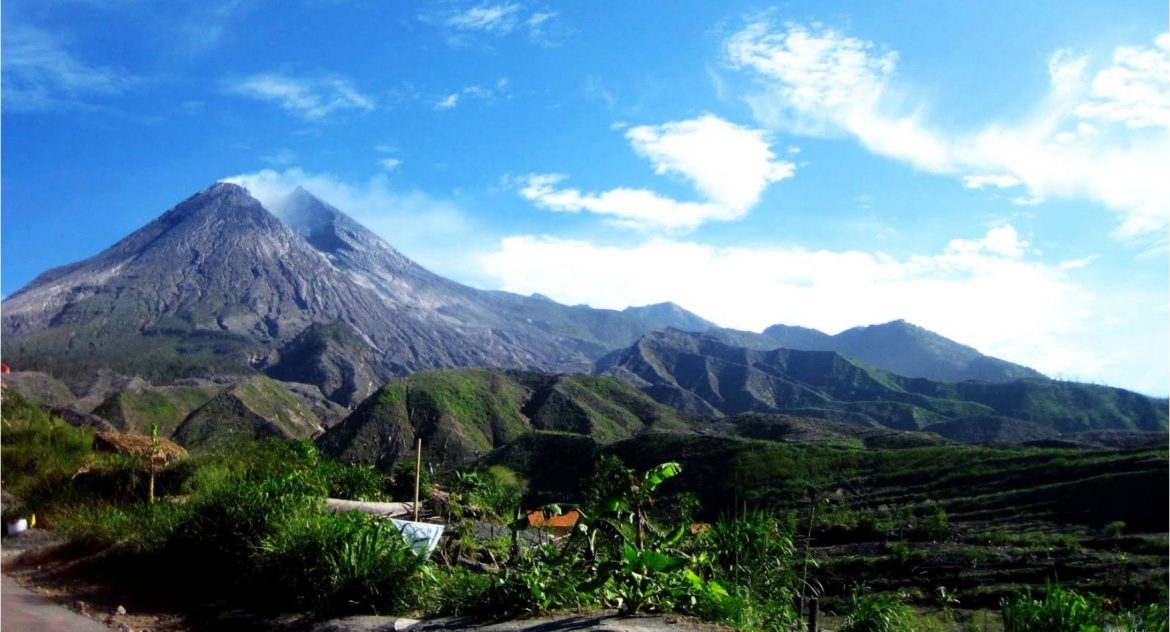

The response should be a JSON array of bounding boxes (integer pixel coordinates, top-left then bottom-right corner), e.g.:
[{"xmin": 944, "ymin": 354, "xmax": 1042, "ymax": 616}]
[{"xmin": 413, "ymin": 437, "xmax": 422, "ymax": 521}]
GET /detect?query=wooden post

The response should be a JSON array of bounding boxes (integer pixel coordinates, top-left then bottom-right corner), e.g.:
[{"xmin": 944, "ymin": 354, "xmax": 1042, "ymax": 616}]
[
  {"xmin": 807, "ymin": 598, "xmax": 819, "ymax": 632},
  {"xmin": 148, "ymin": 423, "xmax": 159, "ymax": 505},
  {"xmin": 413, "ymin": 437, "xmax": 422, "ymax": 521}
]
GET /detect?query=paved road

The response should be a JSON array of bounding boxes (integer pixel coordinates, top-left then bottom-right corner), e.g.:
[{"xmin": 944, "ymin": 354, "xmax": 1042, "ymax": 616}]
[{"xmin": 1, "ymin": 573, "xmax": 111, "ymax": 631}]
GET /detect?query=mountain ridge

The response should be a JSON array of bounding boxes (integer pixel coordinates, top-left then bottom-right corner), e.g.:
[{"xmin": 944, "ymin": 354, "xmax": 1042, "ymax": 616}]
[
  {"xmin": 2, "ymin": 181, "xmax": 1058, "ymax": 408},
  {"xmin": 597, "ymin": 329, "xmax": 1167, "ymax": 434}
]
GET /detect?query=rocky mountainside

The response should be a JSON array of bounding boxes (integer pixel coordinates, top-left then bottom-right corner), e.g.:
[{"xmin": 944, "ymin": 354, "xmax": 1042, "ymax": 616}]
[
  {"xmin": 1, "ymin": 183, "xmax": 717, "ymax": 405},
  {"xmin": 316, "ymin": 369, "xmax": 685, "ymax": 469},
  {"xmin": 759, "ymin": 320, "xmax": 1044, "ymax": 382},
  {"xmin": 597, "ymin": 329, "xmax": 1168, "ymax": 434}
]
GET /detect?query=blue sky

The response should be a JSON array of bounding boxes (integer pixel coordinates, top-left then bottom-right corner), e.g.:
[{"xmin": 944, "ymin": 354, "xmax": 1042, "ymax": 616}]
[{"xmin": 2, "ymin": 1, "xmax": 1167, "ymax": 395}]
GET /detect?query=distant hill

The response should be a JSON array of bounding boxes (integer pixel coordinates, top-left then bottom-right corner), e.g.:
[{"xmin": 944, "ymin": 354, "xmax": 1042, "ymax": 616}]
[
  {"xmin": 597, "ymin": 329, "xmax": 1167, "ymax": 434},
  {"xmin": 316, "ymin": 369, "xmax": 685, "ymax": 470},
  {"xmin": 91, "ymin": 382, "xmax": 225, "ymax": 437},
  {"xmin": 174, "ymin": 375, "xmax": 324, "ymax": 448},
  {"xmin": 760, "ymin": 320, "xmax": 1044, "ymax": 383}
]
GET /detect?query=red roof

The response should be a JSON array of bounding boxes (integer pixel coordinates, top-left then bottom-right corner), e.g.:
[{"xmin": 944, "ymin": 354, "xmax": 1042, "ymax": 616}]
[{"xmin": 526, "ymin": 509, "xmax": 580, "ymax": 529}]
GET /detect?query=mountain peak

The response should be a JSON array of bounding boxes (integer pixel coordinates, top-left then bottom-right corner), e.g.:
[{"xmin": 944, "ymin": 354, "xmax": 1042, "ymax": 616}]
[{"xmin": 622, "ymin": 302, "xmax": 716, "ymax": 332}]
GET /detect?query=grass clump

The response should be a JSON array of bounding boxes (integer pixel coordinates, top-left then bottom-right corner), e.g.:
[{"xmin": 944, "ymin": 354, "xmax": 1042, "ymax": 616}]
[{"xmin": 1001, "ymin": 581, "xmax": 1169, "ymax": 632}]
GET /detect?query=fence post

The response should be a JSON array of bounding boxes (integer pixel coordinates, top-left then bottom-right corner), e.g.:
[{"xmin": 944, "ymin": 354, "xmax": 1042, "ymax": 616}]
[{"xmin": 807, "ymin": 598, "xmax": 819, "ymax": 632}]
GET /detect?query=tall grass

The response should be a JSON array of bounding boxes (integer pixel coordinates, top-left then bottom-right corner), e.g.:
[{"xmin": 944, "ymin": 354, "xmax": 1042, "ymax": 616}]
[{"xmin": 1002, "ymin": 581, "xmax": 1169, "ymax": 632}]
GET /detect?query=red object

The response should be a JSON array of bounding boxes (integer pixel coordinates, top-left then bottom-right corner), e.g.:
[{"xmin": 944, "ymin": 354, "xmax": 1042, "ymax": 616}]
[
  {"xmin": 526, "ymin": 509, "xmax": 580, "ymax": 532},
  {"xmin": 0, "ymin": 363, "xmax": 9, "ymax": 374}
]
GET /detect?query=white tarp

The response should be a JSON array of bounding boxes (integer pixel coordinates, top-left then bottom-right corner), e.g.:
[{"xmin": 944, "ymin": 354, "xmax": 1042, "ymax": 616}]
[{"xmin": 389, "ymin": 519, "xmax": 445, "ymax": 558}]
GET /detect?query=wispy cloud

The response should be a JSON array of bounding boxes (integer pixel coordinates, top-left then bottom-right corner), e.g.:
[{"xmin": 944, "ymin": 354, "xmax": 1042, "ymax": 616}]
[
  {"xmin": 726, "ymin": 22, "xmax": 1170, "ymax": 243},
  {"xmin": 1, "ymin": 25, "xmax": 139, "ymax": 112},
  {"xmin": 519, "ymin": 114, "xmax": 794, "ymax": 230},
  {"xmin": 446, "ymin": 3, "xmax": 522, "ymax": 33},
  {"xmin": 434, "ymin": 78, "xmax": 509, "ymax": 110},
  {"xmin": 479, "ymin": 225, "xmax": 1166, "ymax": 393},
  {"xmin": 429, "ymin": 3, "xmax": 565, "ymax": 46},
  {"xmin": 226, "ymin": 73, "xmax": 375, "ymax": 120}
]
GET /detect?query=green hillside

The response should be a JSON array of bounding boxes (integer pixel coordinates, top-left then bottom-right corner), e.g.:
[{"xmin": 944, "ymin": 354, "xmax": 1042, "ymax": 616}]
[
  {"xmin": 91, "ymin": 383, "xmax": 225, "ymax": 437},
  {"xmin": 316, "ymin": 369, "xmax": 685, "ymax": 470},
  {"xmin": 173, "ymin": 376, "xmax": 323, "ymax": 447}
]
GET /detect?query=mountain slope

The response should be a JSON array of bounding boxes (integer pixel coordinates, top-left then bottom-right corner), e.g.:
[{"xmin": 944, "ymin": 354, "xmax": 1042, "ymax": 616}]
[
  {"xmin": 760, "ymin": 320, "xmax": 1043, "ymax": 383},
  {"xmin": 1, "ymin": 183, "xmax": 719, "ymax": 404},
  {"xmin": 316, "ymin": 368, "xmax": 685, "ymax": 469},
  {"xmin": 173, "ymin": 375, "xmax": 324, "ymax": 447},
  {"xmin": 598, "ymin": 329, "xmax": 1167, "ymax": 433}
]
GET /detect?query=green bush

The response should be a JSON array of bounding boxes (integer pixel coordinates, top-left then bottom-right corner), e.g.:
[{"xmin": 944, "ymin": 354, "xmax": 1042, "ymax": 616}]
[
  {"xmin": 57, "ymin": 501, "xmax": 191, "ymax": 553},
  {"xmin": 255, "ymin": 510, "xmax": 427, "ymax": 614},
  {"xmin": 1001, "ymin": 582, "xmax": 1168, "ymax": 632},
  {"xmin": 702, "ymin": 509, "xmax": 799, "ymax": 611},
  {"xmin": 1001, "ymin": 582, "xmax": 1105, "ymax": 632},
  {"xmin": 839, "ymin": 590, "xmax": 917, "ymax": 632},
  {"xmin": 326, "ymin": 462, "xmax": 388, "ymax": 501},
  {"xmin": 465, "ymin": 544, "xmax": 595, "ymax": 619}
]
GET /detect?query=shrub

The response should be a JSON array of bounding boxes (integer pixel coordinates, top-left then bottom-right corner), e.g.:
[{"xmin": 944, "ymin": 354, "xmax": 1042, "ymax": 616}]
[
  {"xmin": 468, "ymin": 544, "xmax": 595, "ymax": 619},
  {"xmin": 1001, "ymin": 582, "xmax": 1105, "ymax": 632},
  {"xmin": 702, "ymin": 508, "xmax": 799, "ymax": 610},
  {"xmin": 255, "ymin": 510, "xmax": 427, "ymax": 614},
  {"xmin": 327, "ymin": 462, "xmax": 387, "ymax": 501},
  {"xmin": 839, "ymin": 590, "xmax": 917, "ymax": 632}
]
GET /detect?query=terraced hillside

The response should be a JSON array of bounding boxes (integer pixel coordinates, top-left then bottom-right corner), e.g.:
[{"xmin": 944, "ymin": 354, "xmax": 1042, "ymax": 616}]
[{"xmin": 488, "ymin": 430, "xmax": 1169, "ymax": 608}]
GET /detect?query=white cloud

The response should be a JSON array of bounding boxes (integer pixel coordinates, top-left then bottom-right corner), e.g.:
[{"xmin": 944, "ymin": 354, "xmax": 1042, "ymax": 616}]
[
  {"xmin": 221, "ymin": 168, "xmax": 476, "ymax": 274},
  {"xmin": 478, "ymin": 227, "xmax": 1166, "ymax": 393},
  {"xmin": 520, "ymin": 114, "xmax": 794, "ymax": 230},
  {"xmin": 2, "ymin": 25, "xmax": 139, "ymax": 111},
  {"xmin": 1075, "ymin": 33, "xmax": 1170, "ymax": 129},
  {"xmin": 446, "ymin": 3, "xmax": 522, "ymax": 33},
  {"xmin": 963, "ymin": 174, "xmax": 1022, "ymax": 189},
  {"xmin": 435, "ymin": 80, "xmax": 510, "ymax": 110},
  {"xmin": 944, "ymin": 225, "xmax": 1028, "ymax": 258},
  {"xmin": 378, "ymin": 157, "xmax": 402, "ymax": 171},
  {"xmin": 226, "ymin": 73, "xmax": 374, "ymax": 120},
  {"xmin": 626, "ymin": 114, "xmax": 795, "ymax": 210},
  {"xmin": 519, "ymin": 174, "xmax": 731, "ymax": 230},
  {"xmin": 726, "ymin": 22, "xmax": 1170, "ymax": 243}
]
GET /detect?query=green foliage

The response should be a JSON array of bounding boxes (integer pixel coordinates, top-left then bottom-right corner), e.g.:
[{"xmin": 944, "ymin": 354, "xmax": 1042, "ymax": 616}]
[
  {"xmin": 1001, "ymin": 582, "xmax": 1105, "ymax": 632},
  {"xmin": 448, "ymin": 466, "xmax": 526, "ymax": 522},
  {"xmin": 839, "ymin": 591, "xmax": 918, "ymax": 632},
  {"xmin": 325, "ymin": 462, "xmax": 388, "ymax": 501},
  {"xmin": 254, "ymin": 510, "xmax": 427, "ymax": 614},
  {"xmin": 57, "ymin": 501, "xmax": 191, "ymax": 553},
  {"xmin": 1000, "ymin": 581, "xmax": 1168, "ymax": 632},
  {"xmin": 480, "ymin": 545, "xmax": 596, "ymax": 618},
  {"xmin": 389, "ymin": 458, "xmax": 432, "ymax": 501},
  {"xmin": 920, "ymin": 506, "xmax": 949, "ymax": 540},
  {"xmin": 700, "ymin": 509, "xmax": 799, "ymax": 611},
  {"xmin": 1, "ymin": 391, "xmax": 96, "ymax": 505}
]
